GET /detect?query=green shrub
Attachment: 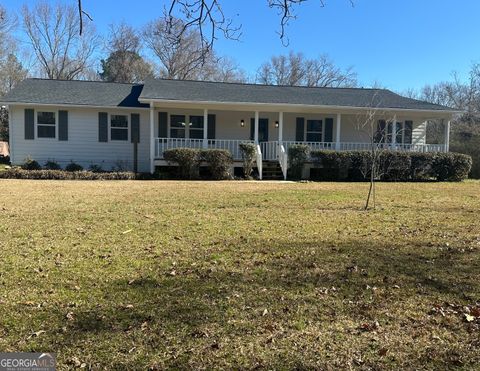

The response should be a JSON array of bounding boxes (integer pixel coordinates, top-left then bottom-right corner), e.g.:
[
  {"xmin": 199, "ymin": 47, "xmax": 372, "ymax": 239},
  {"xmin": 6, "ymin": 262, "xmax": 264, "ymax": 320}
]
[
  {"xmin": 22, "ymin": 157, "xmax": 41, "ymax": 170},
  {"xmin": 433, "ymin": 152, "xmax": 472, "ymax": 181},
  {"xmin": 288, "ymin": 144, "xmax": 310, "ymax": 180},
  {"xmin": 201, "ymin": 149, "xmax": 233, "ymax": 180},
  {"xmin": 44, "ymin": 160, "xmax": 61, "ymax": 170},
  {"xmin": 307, "ymin": 150, "xmax": 471, "ymax": 182},
  {"xmin": 239, "ymin": 142, "xmax": 257, "ymax": 179},
  {"xmin": 0, "ymin": 168, "xmax": 136, "ymax": 180},
  {"xmin": 65, "ymin": 162, "xmax": 83, "ymax": 172},
  {"xmin": 163, "ymin": 148, "xmax": 201, "ymax": 179},
  {"xmin": 311, "ymin": 150, "xmax": 352, "ymax": 180},
  {"xmin": 88, "ymin": 164, "xmax": 103, "ymax": 173},
  {"xmin": 379, "ymin": 152, "xmax": 411, "ymax": 181},
  {"xmin": 410, "ymin": 153, "xmax": 435, "ymax": 180}
]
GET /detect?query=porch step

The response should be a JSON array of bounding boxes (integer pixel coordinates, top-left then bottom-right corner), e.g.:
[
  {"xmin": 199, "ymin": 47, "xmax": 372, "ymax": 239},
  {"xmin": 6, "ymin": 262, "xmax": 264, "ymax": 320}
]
[{"xmin": 262, "ymin": 161, "xmax": 284, "ymax": 180}]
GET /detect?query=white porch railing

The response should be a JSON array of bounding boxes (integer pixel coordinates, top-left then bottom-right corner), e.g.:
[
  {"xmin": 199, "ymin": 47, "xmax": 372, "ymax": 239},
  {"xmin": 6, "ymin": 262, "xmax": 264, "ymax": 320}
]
[
  {"xmin": 155, "ymin": 138, "xmax": 448, "ymax": 162},
  {"xmin": 155, "ymin": 138, "xmax": 254, "ymax": 160},
  {"xmin": 207, "ymin": 139, "xmax": 253, "ymax": 160},
  {"xmin": 256, "ymin": 144, "xmax": 263, "ymax": 180},
  {"xmin": 278, "ymin": 143, "xmax": 288, "ymax": 180}
]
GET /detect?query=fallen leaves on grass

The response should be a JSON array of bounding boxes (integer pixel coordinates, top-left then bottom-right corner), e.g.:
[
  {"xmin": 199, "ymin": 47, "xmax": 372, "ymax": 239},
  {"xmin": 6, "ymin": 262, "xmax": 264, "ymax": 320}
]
[{"xmin": 27, "ymin": 330, "xmax": 45, "ymax": 339}]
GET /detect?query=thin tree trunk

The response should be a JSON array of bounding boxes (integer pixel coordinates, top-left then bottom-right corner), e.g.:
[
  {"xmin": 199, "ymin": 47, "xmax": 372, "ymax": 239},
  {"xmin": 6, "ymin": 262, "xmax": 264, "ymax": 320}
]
[{"xmin": 365, "ymin": 161, "xmax": 374, "ymax": 210}]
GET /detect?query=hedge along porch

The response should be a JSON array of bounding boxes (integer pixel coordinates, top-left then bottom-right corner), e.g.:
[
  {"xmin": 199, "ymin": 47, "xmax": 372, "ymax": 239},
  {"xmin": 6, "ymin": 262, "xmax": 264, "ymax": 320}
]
[{"xmin": 146, "ymin": 102, "xmax": 453, "ymax": 178}]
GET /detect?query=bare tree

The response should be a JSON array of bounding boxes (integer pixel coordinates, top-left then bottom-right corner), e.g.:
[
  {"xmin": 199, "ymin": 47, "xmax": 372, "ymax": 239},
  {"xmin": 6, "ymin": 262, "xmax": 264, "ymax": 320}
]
[
  {"xmin": 23, "ymin": 1, "xmax": 99, "ymax": 80},
  {"xmin": 77, "ymin": 0, "xmax": 353, "ymax": 53},
  {"xmin": 144, "ymin": 16, "xmax": 244, "ymax": 82},
  {"xmin": 355, "ymin": 98, "xmax": 396, "ymax": 210},
  {"xmin": 257, "ymin": 52, "xmax": 357, "ymax": 87},
  {"xmin": 0, "ymin": 54, "xmax": 28, "ymax": 96},
  {"xmin": 100, "ymin": 22, "xmax": 153, "ymax": 83},
  {"xmin": 0, "ymin": 5, "xmax": 17, "ymax": 59},
  {"xmin": 144, "ymin": 16, "xmax": 210, "ymax": 80}
]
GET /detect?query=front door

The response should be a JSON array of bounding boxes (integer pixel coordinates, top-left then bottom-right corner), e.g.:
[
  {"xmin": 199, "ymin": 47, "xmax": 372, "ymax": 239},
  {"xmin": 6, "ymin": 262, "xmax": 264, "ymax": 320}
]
[{"xmin": 250, "ymin": 118, "xmax": 269, "ymax": 142}]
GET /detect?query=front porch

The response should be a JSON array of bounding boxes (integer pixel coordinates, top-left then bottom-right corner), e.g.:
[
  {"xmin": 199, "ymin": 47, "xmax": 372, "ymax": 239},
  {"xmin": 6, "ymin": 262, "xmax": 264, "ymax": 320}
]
[{"xmin": 147, "ymin": 105, "xmax": 452, "ymax": 179}]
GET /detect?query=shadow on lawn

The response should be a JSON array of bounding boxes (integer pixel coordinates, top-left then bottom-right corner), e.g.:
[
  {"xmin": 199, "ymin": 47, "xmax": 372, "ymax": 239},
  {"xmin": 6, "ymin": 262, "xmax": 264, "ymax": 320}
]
[{"xmin": 30, "ymin": 238, "xmax": 479, "ymax": 368}]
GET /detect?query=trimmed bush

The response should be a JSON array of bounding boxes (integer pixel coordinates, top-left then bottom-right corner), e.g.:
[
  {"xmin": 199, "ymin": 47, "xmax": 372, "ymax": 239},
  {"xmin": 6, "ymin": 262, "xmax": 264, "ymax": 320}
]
[
  {"xmin": 0, "ymin": 168, "xmax": 136, "ymax": 180},
  {"xmin": 379, "ymin": 151, "xmax": 411, "ymax": 181},
  {"xmin": 65, "ymin": 162, "xmax": 84, "ymax": 172},
  {"xmin": 88, "ymin": 164, "xmax": 103, "ymax": 173},
  {"xmin": 309, "ymin": 150, "xmax": 472, "ymax": 182},
  {"xmin": 44, "ymin": 160, "xmax": 61, "ymax": 170},
  {"xmin": 163, "ymin": 148, "xmax": 201, "ymax": 179},
  {"xmin": 288, "ymin": 144, "xmax": 310, "ymax": 180},
  {"xmin": 410, "ymin": 153, "xmax": 435, "ymax": 181},
  {"xmin": 311, "ymin": 150, "xmax": 352, "ymax": 181},
  {"xmin": 22, "ymin": 157, "xmax": 41, "ymax": 170},
  {"xmin": 239, "ymin": 142, "xmax": 257, "ymax": 179},
  {"xmin": 433, "ymin": 152, "xmax": 472, "ymax": 181},
  {"xmin": 201, "ymin": 149, "xmax": 233, "ymax": 180}
]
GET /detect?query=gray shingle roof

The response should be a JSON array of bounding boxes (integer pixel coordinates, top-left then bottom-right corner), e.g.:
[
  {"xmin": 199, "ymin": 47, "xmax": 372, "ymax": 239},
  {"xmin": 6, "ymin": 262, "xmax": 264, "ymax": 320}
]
[
  {"xmin": 2, "ymin": 78, "xmax": 455, "ymax": 112},
  {"xmin": 2, "ymin": 79, "xmax": 147, "ymax": 108},
  {"xmin": 140, "ymin": 79, "xmax": 454, "ymax": 111}
]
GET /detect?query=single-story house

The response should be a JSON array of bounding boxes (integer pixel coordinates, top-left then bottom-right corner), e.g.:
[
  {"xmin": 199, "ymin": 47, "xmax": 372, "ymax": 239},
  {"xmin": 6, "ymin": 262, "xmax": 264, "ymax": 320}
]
[{"xmin": 2, "ymin": 78, "xmax": 456, "ymax": 179}]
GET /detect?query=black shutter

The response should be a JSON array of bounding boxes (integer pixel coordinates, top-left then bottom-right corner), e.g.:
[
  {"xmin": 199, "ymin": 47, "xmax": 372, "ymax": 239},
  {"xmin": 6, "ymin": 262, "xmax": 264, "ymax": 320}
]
[
  {"xmin": 58, "ymin": 110, "xmax": 68, "ymax": 141},
  {"xmin": 375, "ymin": 120, "xmax": 386, "ymax": 143},
  {"xmin": 131, "ymin": 113, "xmax": 140, "ymax": 143},
  {"xmin": 324, "ymin": 118, "xmax": 333, "ymax": 142},
  {"xmin": 250, "ymin": 118, "xmax": 255, "ymax": 140},
  {"xmin": 295, "ymin": 117, "xmax": 305, "ymax": 141},
  {"xmin": 404, "ymin": 120, "xmax": 413, "ymax": 144},
  {"xmin": 25, "ymin": 109, "xmax": 34, "ymax": 140},
  {"xmin": 207, "ymin": 114, "xmax": 216, "ymax": 139},
  {"xmin": 158, "ymin": 112, "xmax": 168, "ymax": 138},
  {"xmin": 98, "ymin": 112, "xmax": 108, "ymax": 142}
]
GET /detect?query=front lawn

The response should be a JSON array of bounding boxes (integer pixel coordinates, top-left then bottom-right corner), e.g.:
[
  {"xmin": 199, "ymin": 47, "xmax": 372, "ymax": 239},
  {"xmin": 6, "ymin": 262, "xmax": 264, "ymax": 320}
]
[{"xmin": 0, "ymin": 180, "xmax": 478, "ymax": 369}]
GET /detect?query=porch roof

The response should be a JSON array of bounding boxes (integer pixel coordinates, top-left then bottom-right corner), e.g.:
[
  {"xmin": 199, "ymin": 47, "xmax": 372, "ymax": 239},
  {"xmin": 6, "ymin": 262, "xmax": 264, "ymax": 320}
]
[{"xmin": 140, "ymin": 79, "xmax": 456, "ymax": 112}]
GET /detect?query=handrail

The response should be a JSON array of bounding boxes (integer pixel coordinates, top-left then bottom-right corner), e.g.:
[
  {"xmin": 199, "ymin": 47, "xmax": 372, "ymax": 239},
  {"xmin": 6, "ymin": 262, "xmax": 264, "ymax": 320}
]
[
  {"xmin": 256, "ymin": 144, "xmax": 263, "ymax": 180},
  {"xmin": 278, "ymin": 143, "xmax": 288, "ymax": 180}
]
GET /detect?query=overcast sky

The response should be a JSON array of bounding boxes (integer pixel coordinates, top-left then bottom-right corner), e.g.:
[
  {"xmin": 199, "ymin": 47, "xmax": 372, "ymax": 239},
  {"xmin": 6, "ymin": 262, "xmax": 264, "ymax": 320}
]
[{"xmin": 3, "ymin": 0, "xmax": 479, "ymax": 91}]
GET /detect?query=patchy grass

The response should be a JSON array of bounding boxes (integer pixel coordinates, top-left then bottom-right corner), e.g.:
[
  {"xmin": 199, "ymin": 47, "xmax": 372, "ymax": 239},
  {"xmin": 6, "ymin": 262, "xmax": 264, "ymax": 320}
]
[
  {"xmin": 0, "ymin": 180, "xmax": 479, "ymax": 369},
  {"xmin": 0, "ymin": 164, "xmax": 7, "ymax": 171}
]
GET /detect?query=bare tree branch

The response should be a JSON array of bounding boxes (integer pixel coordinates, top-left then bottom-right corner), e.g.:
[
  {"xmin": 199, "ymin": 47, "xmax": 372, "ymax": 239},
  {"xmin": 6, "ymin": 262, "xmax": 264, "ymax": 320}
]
[
  {"xmin": 76, "ymin": 0, "xmax": 353, "ymax": 50},
  {"xmin": 23, "ymin": 2, "xmax": 99, "ymax": 80}
]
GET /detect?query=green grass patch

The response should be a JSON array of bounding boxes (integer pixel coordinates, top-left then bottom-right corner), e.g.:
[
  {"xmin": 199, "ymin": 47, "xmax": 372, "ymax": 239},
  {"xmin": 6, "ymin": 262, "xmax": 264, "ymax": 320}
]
[{"xmin": 0, "ymin": 180, "xmax": 479, "ymax": 369}]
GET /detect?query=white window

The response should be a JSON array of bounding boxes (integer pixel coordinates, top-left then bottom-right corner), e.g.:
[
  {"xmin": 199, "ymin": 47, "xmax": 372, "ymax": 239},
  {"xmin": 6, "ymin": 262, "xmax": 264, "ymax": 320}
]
[
  {"xmin": 37, "ymin": 111, "xmax": 56, "ymax": 138},
  {"xmin": 110, "ymin": 114, "xmax": 128, "ymax": 141},
  {"xmin": 188, "ymin": 115, "xmax": 204, "ymax": 139},
  {"xmin": 170, "ymin": 115, "xmax": 186, "ymax": 138},
  {"xmin": 306, "ymin": 119, "xmax": 322, "ymax": 142}
]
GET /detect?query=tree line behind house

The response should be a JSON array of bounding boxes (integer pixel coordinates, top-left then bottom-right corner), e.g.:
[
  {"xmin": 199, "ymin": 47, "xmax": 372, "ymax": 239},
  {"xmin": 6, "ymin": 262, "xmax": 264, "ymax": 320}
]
[{"xmin": 0, "ymin": 2, "xmax": 479, "ymax": 177}]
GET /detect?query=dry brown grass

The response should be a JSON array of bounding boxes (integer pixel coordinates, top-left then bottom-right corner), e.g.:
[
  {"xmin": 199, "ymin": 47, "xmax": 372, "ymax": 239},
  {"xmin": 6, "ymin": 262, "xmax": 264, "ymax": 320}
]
[{"xmin": 0, "ymin": 180, "xmax": 479, "ymax": 369}]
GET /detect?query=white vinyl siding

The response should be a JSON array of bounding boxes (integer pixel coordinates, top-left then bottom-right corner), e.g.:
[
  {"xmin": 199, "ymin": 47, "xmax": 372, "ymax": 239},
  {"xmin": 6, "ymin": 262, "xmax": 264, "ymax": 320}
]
[{"xmin": 10, "ymin": 106, "xmax": 150, "ymax": 172}]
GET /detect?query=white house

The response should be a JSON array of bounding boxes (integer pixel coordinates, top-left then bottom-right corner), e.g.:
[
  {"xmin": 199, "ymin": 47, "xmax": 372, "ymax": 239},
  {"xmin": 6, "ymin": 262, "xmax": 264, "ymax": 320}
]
[{"xmin": 2, "ymin": 78, "xmax": 456, "ymax": 179}]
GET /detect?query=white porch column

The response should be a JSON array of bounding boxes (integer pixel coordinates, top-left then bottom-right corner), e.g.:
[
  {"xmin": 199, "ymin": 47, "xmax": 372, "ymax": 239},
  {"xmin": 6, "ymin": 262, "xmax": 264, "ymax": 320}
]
[
  {"xmin": 391, "ymin": 115, "xmax": 397, "ymax": 147},
  {"xmin": 254, "ymin": 111, "xmax": 259, "ymax": 143},
  {"xmin": 149, "ymin": 102, "xmax": 155, "ymax": 174},
  {"xmin": 278, "ymin": 111, "xmax": 284, "ymax": 142},
  {"xmin": 335, "ymin": 113, "xmax": 342, "ymax": 150},
  {"xmin": 445, "ymin": 119, "xmax": 451, "ymax": 152},
  {"xmin": 203, "ymin": 108, "xmax": 208, "ymax": 148}
]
